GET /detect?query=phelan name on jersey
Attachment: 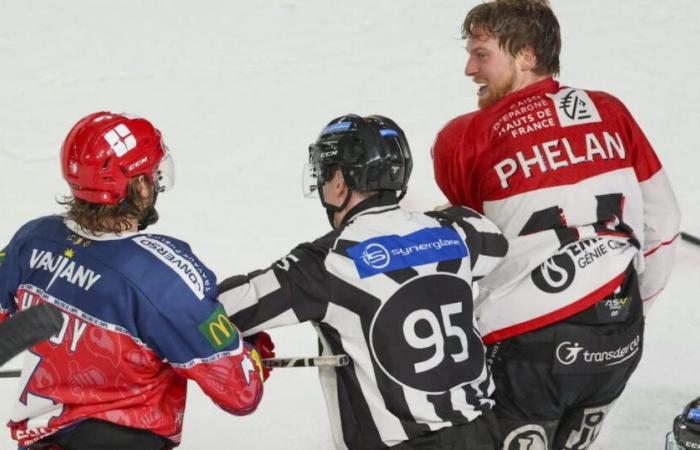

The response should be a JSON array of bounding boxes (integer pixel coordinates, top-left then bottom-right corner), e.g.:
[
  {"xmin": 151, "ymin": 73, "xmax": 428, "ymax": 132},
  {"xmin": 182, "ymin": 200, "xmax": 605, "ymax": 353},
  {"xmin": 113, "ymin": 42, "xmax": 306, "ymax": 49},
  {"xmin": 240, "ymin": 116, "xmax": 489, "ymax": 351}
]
[
  {"xmin": 495, "ymin": 130, "xmax": 625, "ymax": 189},
  {"xmin": 29, "ymin": 249, "xmax": 101, "ymax": 291}
]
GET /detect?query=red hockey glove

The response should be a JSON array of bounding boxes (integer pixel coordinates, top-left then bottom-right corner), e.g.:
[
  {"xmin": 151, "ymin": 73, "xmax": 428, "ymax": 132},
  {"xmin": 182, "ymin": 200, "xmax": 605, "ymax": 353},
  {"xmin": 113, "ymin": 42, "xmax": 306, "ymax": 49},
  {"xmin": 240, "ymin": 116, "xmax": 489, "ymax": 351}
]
[{"xmin": 246, "ymin": 332, "xmax": 275, "ymax": 381}]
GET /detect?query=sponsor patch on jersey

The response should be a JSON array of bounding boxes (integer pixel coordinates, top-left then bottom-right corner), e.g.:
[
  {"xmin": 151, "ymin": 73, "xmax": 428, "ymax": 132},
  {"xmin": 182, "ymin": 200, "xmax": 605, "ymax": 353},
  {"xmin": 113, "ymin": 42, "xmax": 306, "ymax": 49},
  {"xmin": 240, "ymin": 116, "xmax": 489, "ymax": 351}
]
[
  {"xmin": 552, "ymin": 325, "xmax": 641, "ymax": 374},
  {"xmin": 503, "ymin": 425, "xmax": 548, "ymax": 450},
  {"xmin": 547, "ymin": 88, "xmax": 601, "ymax": 127},
  {"xmin": 133, "ymin": 236, "xmax": 206, "ymax": 300},
  {"xmin": 347, "ymin": 227, "xmax": 468, "ymax": 278},
  {"xmin": 198, "ymin": 305, "xmax": 239, "ymax": 351},
  {"xmin": 28, "ymin": 248, "xmax": 102, "ymax": 292}
]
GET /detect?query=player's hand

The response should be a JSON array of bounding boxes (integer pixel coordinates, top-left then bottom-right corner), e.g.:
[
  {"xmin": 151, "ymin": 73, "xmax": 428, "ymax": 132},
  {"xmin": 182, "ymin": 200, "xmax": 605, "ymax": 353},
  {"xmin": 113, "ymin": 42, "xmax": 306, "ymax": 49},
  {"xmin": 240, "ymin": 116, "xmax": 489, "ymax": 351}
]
[{"xmin": 245, "ymin": 332, "xmax": 275, "ymax": 381}]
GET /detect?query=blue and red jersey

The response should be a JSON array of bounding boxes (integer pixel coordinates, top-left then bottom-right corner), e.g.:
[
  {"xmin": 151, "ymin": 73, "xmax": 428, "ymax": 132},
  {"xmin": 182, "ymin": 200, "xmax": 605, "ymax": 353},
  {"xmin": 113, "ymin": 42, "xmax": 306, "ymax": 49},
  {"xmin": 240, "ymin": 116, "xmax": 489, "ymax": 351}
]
[{"xmin": 0, "ymin": 215, "xmax": 263, "ymax": 446}]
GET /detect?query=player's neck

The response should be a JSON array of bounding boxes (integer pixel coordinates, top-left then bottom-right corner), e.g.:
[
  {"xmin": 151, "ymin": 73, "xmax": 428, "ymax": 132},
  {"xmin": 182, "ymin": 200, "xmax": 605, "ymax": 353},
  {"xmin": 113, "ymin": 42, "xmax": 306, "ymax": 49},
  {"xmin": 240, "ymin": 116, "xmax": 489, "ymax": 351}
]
[
  {"xmin": 511, "ymin": 72, "xmax": 550, "ymax": 95},
  {"xmin": 333, "ymin": 192, "xmax": 367, "ymax": 229},
  {"xmin": 79, "ymin": 216, "xmax": 140, "ymax": 235},
  {"xmin": 124, "ymin": 218, "xmax": 139, "ymax": 233}
]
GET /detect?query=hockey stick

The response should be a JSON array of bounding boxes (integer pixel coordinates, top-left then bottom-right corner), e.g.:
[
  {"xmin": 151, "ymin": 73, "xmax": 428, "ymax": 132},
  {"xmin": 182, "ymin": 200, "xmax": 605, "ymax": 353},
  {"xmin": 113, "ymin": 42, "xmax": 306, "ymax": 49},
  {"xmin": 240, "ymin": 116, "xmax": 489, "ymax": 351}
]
[
  {"xmin": 262, "ymin": 354, "xmax": 350, "ymax": 368},
  {"xmin": 0, "ymin": 354, "xmax": 350, "ymax": 379},
  {"xmin": 681, "ymin": 232, "xmax": 700, "ymax": 247},
  {"xmin": 0, "ymin": 303, "xmax": 63, "ymax": 368}
]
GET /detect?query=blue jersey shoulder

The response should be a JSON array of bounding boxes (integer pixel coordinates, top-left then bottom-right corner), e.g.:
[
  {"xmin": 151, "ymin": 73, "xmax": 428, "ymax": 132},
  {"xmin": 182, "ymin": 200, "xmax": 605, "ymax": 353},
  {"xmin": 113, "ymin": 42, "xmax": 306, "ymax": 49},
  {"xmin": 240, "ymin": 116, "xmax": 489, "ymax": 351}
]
[
  {"xmin": 11, "ymin": 215, "xmax": 65, "ymax": 244},
  {"xmin": 4, "ymin": 217, "xmax": 231, "ymax": 364},
  {"xmin": 121, "ymin": 233, "xmax": 217, "ymax": 303}
]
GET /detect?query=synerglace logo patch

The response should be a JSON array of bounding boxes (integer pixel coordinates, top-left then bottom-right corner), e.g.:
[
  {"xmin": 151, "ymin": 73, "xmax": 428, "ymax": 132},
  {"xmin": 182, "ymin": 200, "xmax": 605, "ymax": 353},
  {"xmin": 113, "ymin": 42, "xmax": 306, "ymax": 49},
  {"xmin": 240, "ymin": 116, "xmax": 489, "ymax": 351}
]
[
  {"xmin": 360, "ymin": 243, "xmax": 391, "ymax": 269},
  {"xmin": 347, "ymin": 227, "xmax": 468, "ymax": 278}
]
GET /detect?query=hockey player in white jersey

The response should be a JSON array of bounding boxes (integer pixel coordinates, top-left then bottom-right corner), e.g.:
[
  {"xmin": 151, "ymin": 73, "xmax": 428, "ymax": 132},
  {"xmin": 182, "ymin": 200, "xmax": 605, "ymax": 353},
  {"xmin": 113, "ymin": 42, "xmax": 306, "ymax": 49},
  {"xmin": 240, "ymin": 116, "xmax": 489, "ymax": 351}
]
[
  {"xmin": 219, "ymin": 114, "xmax": 508, "ymax": 449},
  {"xmin": 432, "ymin": 1, "xmax": 681, "ymax": 449}
]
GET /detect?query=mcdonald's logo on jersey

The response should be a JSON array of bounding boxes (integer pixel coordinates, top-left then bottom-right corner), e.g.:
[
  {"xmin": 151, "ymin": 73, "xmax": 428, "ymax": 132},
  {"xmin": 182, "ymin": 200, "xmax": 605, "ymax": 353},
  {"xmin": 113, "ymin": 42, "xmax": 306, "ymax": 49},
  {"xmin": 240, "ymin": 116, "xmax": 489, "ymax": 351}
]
[{"xmin": 198, "ymin": 305, "xmax": 239, "ymax": 351}]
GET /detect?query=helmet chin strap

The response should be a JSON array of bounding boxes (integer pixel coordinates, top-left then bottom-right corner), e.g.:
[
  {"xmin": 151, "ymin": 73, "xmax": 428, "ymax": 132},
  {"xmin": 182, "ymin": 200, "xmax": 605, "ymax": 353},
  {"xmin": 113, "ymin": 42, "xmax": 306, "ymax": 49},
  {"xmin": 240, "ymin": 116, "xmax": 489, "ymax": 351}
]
[{"xmin": 320, "ymin": 188, "xmax": 352, "ymax": 229}]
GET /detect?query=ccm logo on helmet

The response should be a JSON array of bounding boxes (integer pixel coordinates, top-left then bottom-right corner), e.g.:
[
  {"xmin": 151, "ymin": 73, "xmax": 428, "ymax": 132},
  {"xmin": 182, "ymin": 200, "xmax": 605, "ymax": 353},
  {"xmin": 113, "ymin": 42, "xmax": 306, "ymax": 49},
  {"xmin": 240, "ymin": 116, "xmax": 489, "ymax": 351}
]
[{"xmin": 128, "ymin": 156, "xmax": 149, "ymax": 171}]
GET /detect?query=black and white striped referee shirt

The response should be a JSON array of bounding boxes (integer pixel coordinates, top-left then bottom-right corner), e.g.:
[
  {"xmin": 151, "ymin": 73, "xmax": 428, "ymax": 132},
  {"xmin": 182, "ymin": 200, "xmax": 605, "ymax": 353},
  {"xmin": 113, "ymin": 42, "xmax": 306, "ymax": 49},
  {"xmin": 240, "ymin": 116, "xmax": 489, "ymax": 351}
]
[{"xmin": 219, "ymin": 192, "xmax": 508, "ymax": 450}]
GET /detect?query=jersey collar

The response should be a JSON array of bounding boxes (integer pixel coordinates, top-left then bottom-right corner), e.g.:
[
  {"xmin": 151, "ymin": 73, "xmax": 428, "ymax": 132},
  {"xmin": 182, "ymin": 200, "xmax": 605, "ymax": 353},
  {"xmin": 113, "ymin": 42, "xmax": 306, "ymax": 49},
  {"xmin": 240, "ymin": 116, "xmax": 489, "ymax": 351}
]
[
  {"xmin": 63, "ymin": 218, "xmax": 140, "ymax": 241},
  {"xmin": 341, "ymin": 191, "xmax": 400, "ymax": 227}
]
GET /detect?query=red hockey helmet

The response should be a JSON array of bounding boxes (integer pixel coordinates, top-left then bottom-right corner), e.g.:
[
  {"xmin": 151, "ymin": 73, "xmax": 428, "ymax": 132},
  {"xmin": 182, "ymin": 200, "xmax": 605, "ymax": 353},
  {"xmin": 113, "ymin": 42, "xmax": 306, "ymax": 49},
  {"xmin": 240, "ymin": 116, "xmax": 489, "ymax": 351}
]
[{"xmin": 60, "ymin": 112, "xmax": 175, "ymax": 205}]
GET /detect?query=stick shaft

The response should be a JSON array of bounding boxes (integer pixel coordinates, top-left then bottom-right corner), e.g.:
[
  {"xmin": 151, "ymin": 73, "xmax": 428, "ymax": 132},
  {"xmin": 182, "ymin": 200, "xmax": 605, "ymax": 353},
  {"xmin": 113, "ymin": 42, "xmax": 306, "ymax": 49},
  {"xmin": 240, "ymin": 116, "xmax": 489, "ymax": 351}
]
[
  {"xmin": 681, "ymin": 232, "xmax": 700, "ymax": 247},
  {"xmin": 263, "ymin": 354, "xmax": 349, "ymax": 368},
  {"xmin": 0, "ymin": 354, "xmax": 350, "ymax": 379},
  {"xmin": 0, "ymin": 369, "xmax": 21, "ymax": 378},
  {"xmin": 0, "ymin": 304, "xmax": 63, "ymax": 367}
]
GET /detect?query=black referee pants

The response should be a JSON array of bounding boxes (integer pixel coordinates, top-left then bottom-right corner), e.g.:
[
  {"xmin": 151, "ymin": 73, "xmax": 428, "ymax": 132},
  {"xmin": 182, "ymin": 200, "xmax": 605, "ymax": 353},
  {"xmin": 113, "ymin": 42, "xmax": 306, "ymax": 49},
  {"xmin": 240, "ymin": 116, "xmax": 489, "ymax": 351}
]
[{"xmin": 391, "ymin": 410, "xmax": 501, "ymax": 450}]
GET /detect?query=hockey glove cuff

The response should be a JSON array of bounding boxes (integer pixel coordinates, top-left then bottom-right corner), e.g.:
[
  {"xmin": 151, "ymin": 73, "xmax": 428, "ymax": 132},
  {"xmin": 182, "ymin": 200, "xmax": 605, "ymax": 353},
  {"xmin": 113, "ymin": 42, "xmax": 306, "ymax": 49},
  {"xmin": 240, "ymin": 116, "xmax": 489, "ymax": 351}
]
[{"xmin": 245, "ymin": 332, "xmax": 275, "ymax": 381}]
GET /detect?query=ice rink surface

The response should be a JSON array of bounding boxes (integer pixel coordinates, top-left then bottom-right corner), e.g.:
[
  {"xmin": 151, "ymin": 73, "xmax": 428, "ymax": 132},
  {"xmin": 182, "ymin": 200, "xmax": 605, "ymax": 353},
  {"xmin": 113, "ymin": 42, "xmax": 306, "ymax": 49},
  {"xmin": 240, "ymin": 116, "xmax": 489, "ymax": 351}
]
[{"xmin": 1, "ymin": 1, "xmax": 699, "ymax": 448}]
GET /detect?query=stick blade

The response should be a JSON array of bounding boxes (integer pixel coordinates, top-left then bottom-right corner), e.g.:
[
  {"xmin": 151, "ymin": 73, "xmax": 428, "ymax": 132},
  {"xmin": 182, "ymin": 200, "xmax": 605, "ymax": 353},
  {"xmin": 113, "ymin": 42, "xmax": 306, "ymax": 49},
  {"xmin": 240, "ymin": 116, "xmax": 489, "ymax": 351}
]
[{"xmin": 0, "ymin": 304, "xmax": 63, "ymax": 367}]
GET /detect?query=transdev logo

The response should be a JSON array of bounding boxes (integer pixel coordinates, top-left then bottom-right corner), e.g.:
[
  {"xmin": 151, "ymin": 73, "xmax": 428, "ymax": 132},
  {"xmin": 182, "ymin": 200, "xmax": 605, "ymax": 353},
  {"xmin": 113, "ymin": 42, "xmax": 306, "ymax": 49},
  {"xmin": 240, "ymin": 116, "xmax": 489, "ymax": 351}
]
[
  {"xmin": 555, "ymin": 341, "xmax": 585, "ymax": 365},
  {"xmin": 555, "ymin": 335, "xmax": 640, "ymax": 368},
  {"xmin": 347, "ymin": 227, "xmax": 468, "ymax": 278}
]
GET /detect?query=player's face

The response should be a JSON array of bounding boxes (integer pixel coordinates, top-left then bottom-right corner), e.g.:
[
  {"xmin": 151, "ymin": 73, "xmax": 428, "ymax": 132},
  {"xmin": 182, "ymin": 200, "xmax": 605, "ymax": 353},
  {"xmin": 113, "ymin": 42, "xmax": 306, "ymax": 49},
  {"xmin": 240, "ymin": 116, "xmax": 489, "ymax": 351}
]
[{"xmin": 465, "ymin": 31, "xmax": 519, "ymax": 109}]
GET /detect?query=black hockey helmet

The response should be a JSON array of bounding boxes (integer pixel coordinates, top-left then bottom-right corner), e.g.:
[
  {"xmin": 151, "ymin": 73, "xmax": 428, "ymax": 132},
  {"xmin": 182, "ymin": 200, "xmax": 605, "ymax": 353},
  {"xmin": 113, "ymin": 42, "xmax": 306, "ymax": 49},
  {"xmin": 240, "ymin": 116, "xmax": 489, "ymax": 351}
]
[
  {"xmin": 671, "ymin": 397, "xmax": 700, "ymax": 450},
  {"xmin": 303, "ymin": 114, "xmax": 412, "ymax": 209}
]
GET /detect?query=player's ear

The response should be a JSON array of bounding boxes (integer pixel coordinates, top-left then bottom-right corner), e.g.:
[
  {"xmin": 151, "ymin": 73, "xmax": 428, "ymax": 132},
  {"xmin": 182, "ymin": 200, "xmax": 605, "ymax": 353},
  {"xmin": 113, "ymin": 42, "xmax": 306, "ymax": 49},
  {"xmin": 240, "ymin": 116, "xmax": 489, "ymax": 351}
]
[
  {"xmin": 133, "ymin": 175, "xmax": 153, "ymax": 204},
  {"xmin": 329, "ymin": 169, "xmax": 347, "ymax": 198},
  {"xmin": 517, "ymin": 46, "xmax": 537, "ymax": 72}
]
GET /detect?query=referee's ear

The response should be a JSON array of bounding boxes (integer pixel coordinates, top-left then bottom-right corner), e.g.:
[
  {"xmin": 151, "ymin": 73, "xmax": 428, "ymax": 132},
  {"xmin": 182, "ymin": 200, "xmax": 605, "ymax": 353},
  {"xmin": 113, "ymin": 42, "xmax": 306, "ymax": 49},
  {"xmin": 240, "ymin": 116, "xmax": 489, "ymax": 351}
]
[{"xmin": 324, "ymin": 169, "xmax": 348, "ymax": 208}]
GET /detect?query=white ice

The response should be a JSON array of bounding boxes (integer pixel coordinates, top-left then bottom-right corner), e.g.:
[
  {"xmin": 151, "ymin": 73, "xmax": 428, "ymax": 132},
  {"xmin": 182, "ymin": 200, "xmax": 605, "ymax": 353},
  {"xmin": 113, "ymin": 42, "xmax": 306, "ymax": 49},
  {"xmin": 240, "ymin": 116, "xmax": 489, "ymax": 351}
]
[{"xmin": 1, "ymin": 1, "xmax": 699, "ymax": 449}]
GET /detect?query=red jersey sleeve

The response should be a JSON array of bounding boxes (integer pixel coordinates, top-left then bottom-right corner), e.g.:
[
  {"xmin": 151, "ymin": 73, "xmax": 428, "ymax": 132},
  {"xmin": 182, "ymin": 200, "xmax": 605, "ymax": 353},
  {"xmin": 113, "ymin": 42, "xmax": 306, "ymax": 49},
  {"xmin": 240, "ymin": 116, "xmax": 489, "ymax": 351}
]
[{"xmin": 432, "ymin": 113, "xmax": 481, "ymax": 210}]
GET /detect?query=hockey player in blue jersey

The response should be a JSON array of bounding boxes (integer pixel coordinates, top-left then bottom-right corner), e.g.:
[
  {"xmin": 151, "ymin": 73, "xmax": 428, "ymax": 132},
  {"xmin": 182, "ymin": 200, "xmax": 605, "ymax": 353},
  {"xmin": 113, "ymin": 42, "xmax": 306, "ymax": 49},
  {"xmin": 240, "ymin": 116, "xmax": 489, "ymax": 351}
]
[{"xmin": 0, "ymin": 112, "xmax": 265, "ymax": 449}]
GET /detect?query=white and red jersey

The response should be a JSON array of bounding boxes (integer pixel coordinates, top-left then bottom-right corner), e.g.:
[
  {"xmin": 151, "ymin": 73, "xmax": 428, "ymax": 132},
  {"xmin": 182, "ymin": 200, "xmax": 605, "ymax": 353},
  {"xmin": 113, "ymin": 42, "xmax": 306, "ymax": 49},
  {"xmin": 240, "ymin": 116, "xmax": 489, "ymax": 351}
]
[
  {"xmin": 0, "ymin": 216, "xmax": 264, "ymax": 447},
  {"xmin": 433, "ymin": 78, "xmax": 680, "ymax": 344}
]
